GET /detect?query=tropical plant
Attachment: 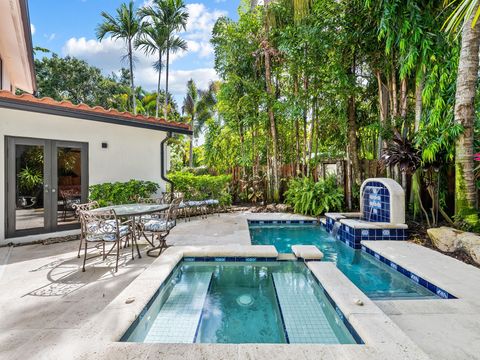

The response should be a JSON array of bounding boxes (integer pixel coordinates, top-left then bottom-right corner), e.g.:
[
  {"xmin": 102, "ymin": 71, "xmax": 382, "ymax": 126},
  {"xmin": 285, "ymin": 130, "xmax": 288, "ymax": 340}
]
[
  {"xmin": 89, "ymin": 180, "xmax": 160, "ymax": 206},
  {"xmin": 141, "ymin": 0, "xmax": 188, "ymax": 119},
  {"xmin": 443, "ymin": 0, "xmax": 480, "ymax": 224},
  {"xmin": 168, "ymin": 171, "xmax": 232, "ymax": 205},
  {"xmin": 135, "ymin": 19, "xmax": 169, "ymax": 118},
  {"xmin": 380, "ymin": 129, "xmax": 422, "ymax": 189},
  {"xmin": 182, "ymin": 79, "xmax": 217, "ymax": 167},
  {"xmin": 18, "ymin": 166, "xmax": 43, "ymax": 195},
  {"xmin": 96, "ymin": 1, "xmax": 143, "ymax": 114},
  {"xmin": 284, "ymin": 176, "xmax": 344, "ymax": 216}
]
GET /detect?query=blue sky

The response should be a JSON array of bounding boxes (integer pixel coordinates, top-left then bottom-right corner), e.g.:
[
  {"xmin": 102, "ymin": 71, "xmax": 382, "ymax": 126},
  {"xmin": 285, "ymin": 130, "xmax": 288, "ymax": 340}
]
[{"xmin": 28, "ymin": 0, "xmax": 240, "ymax": 105}]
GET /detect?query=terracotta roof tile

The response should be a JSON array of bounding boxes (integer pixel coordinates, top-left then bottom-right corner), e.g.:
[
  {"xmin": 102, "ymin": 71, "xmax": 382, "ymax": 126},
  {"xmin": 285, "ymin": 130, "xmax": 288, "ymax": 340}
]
[{"xmin": 0, "ymin": 90, "xmax": 191, "ymax": 132}]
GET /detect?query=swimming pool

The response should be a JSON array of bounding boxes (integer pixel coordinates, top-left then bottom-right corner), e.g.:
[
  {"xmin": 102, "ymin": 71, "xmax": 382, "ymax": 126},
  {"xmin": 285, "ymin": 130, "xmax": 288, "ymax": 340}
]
[
  {"xmin": 122, "ymin": 261, "xmax": 361, "ymax": 344},
  {"xmin": 249, "ymin": 223, "xmax": 437, "ymax": 299}
]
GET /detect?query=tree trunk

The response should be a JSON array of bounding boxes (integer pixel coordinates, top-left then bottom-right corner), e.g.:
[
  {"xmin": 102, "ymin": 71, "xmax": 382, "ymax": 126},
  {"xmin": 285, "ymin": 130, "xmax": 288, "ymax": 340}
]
[
  {"xmin": 348, "ymin": 94, "xmax": 361, "ymax": 186},
  {"xmin": 346, "ymin": 145, "xmax": 353, "ymax": 210},
  {"xmin": 294, "ymin": 74, "xmax": 300, "ymax": 175},
  {"xmin": 376, "ymin": 71, "xmax": 389, "ymax": 160},
  {"xmin": 454, "ymin": 5, "xmax": 480, "ymax": 220},
  {"xmin": 156, "ymin": 53, "xmax": 162, "ymax": 118},
  {"xmin": 307, "ymin": 98, "xmax": 316, "ymax": 176},
  {"xmin": 414, "ymin": 75, "xmax": 424, "ymax": 132},
  {"xmin": 128, "ymin": 39, "xmax": 136, "ymax": 115},
  {"xmin": 264, "ymin": 48, "xmax": 280, "ymax": 202},
  {"xmin": 391, "ymin": 67, "xmax": 398, "ymax": 118},
  {"xmin": 165, "ymin": 45, "xmax": 170, "ymax": 119},
  {"xmin": 189, "ymin": 135, "xmax": 194, "ymax": 168},
  {"xmin": 348, "ymin": 57, "xmax": 361, "ymax": 187}
]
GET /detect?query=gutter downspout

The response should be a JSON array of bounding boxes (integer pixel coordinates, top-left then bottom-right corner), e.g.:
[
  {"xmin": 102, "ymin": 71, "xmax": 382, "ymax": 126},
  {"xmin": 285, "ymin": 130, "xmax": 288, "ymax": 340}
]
[{"xmin": 161, "ymin": 132, "xmax": 174, "ymax": 196}]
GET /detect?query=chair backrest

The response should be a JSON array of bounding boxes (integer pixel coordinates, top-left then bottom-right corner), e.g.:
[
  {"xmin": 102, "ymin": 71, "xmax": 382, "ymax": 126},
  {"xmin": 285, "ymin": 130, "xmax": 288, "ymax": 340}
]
[
  {"xmin": 163, "ymin": 191, "xmax": 184, "ymax": 203},
  {"xmin": 72, "ymin": 201, "xmax": 99, "ymax": 216},
  {"xmin": 80, "ymin": 209, "xmax": 120, "ymax": 241},
  {"xmin": 166, "ymin": 196, "xmax": 183, "ymax": 222}
]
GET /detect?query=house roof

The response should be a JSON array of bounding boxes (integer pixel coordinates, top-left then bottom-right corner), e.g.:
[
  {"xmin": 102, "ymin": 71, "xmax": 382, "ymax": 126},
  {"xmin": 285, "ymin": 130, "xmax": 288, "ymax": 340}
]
[
  {"xmin": 0, "ymin": 0, "xmax": 36, "ymax": 93},
  {"xmin": 0, "ymin": 90, "xmax": 192, "ymax": 135}
]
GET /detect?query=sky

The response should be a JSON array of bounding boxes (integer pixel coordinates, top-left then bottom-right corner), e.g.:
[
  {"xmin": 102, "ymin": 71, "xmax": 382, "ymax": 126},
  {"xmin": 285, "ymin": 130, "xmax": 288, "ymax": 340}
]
[{"xmin": 28, "ymin": 0, "xmax": 240, "ymax": 106}]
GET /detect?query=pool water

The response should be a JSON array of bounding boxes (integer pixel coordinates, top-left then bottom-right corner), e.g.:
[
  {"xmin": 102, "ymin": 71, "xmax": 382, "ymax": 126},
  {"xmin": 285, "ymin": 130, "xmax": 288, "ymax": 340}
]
[
  {"xmin": 249, "ymin": 224, "xmax": 436, "ymax": 299},
  {"xmin": 123, "ymin": 261, "xmax": 358, "ymax": 344}
]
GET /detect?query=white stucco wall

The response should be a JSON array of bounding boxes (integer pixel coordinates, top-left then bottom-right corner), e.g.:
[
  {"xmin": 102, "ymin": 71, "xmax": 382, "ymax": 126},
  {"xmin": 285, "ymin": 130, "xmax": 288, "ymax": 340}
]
[{"xmin": 0, "ymin": 106, "xmax": 170, "ymax": 242}]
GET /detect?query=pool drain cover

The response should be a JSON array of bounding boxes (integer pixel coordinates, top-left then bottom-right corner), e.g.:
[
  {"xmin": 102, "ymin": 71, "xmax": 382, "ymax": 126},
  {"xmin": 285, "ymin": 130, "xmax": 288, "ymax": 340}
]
[{"xmin": 236, "ymin": 294, "xmax": 254, "ymax": 307}]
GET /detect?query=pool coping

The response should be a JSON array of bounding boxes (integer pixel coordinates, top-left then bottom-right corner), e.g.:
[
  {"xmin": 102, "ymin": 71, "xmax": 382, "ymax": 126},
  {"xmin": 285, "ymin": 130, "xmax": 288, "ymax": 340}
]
[
  {"xmin": 360, "ymin": 243, "xmax": 456, "ymax": 299},
  {"xmin": 78, "ymin": 245, "xmax": 430, "ymax": 360}
]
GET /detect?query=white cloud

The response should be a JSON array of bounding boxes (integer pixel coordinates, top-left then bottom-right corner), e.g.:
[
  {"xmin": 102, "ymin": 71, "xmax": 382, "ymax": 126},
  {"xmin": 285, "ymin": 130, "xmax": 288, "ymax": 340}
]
[
  {"xmin": 30, "ymin": 24, "xmax": 35, "ymax": 36},
  {"xmin": 61, "ymin": 2, "xmax": 225, "ymax": 104},
  {"xmin": 63, "ymin": 36, "xmax": 187, "ymax": 75}
]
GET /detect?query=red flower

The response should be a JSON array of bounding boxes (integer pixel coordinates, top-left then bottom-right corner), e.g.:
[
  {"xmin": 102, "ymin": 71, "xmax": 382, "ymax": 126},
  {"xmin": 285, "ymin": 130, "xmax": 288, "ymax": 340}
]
[{"xmin": 474, "ymin": 153, "xmax": 480, "ymax": 161}]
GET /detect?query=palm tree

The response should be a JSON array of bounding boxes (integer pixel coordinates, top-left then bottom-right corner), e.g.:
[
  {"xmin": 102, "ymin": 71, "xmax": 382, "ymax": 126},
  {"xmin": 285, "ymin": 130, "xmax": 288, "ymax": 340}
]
[
  {"xmin": 182, "ymin": 80, "xmax": 217, "ymax": 167},
  {"xmin": 444, "ymin": 0, "xmax": 480, "ymax": 222},
  {"xmin": 135, "ymin": 20, "xmax": 169, "ymax": 118},
  {"xmin": 182, "ymin": 79, "xmax": 199, "ymax": 167},
  {"xmin": 96, "ymin": 1, "xmax": 142, "ymax": 115},
  {"xmin": 141, "ymin": 0, "xmax": 188, "ymax": 119}
]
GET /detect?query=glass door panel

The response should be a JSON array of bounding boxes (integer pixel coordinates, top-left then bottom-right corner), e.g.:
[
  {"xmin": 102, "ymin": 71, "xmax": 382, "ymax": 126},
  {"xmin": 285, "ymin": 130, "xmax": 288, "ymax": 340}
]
[
  {"xmin": 14, "ymin": 144, "xmax": 46, "ymax": 231},
  {"xmin": 6, "ymin": 137, "xmax": 88, "ymax": 238},
  {"xmin": 56, "ymin": 146, "xmax": 83, "ymax": 226}
]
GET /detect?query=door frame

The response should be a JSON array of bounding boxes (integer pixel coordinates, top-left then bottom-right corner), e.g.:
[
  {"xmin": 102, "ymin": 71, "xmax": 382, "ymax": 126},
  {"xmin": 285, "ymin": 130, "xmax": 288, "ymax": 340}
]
[{"xmin": 5, "ymin": 136, "xmax": 89, "ymax": 238}]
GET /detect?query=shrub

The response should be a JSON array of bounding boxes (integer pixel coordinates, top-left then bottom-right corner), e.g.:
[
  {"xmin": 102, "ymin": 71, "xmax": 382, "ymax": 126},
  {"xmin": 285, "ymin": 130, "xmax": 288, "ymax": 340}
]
[
  {"xmin": 284, "ymin": 176, "xmax": 343, "ymax": 216},
  {"xmin": 168, "ymin": 171, "xmax": 232, "ymax": 205},
  {"xmin": 89, "ymin": 180, "xmax": 160, "ymax": 206}
]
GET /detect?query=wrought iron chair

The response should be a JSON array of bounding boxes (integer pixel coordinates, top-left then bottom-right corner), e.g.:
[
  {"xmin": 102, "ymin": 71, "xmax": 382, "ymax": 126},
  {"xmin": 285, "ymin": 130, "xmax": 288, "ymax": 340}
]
[
  {"xmin": 163, "ymin": 192, "xmax": 190, "ymax": 221},
  {"xmin": 79, "ymin": 209, "xmax": 134, "ymax": 272},
  {"xmin": 72, "ymin": 201, "xmax": 99, "ymax": 258},
  {"xmin": 138, "ymin": 197, "xmax": 182, "ymax": 257}
]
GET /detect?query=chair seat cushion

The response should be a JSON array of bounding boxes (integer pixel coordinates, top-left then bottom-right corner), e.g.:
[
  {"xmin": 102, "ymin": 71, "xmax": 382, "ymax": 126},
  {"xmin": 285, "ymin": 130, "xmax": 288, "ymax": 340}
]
[
  {"xmin": 185, "ymin": 200, "xmax": 206, "ymax": 207},
  {"xmin": 205, "ymin": 199, "xmax": 219, "ymax": 205},
  {"xmin": 142, "ymin": 219, "xmax": 175, "ymax": 232},
  {"xmin": 86, "ymin": 224, "xmax": 130, "ymax": 242}
]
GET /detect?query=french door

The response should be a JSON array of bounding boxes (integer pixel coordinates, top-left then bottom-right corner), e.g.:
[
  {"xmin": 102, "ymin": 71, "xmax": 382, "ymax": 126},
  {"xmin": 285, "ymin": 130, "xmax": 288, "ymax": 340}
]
[{"xmin": 5, "ymin": 137, "xmax": 88, "ymax": 238}]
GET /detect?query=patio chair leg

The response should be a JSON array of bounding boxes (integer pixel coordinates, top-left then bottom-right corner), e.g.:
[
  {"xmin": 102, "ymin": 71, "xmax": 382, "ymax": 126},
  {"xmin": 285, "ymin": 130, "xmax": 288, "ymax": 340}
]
[
  {"xmin": 134, "ymin": 235, "xmax": 142, "ymax": 259},
  {"xmin": 77, "ymin": 237, "xmax": 83, "ymax": 258},
  {"xmin": 103, "ymin": 242, "xmax": 106, "ymax": 260},
  {"xmin": 115, "ymin": 240, "xmax": 120, "ymax": 273},
  {"xmin": 82, "ymin": 241, "xmax": 88, "ymax": 272},
  {"xmin": 131, "ymin": 235, "xmax": 134, "ymax": 260}
]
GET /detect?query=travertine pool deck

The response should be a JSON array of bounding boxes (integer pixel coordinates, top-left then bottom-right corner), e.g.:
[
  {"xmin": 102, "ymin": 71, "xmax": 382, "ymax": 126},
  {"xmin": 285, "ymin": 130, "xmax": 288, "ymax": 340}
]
[{"xmin": 0, "ymin": 212, "xmax": 479, "ymax": 359}]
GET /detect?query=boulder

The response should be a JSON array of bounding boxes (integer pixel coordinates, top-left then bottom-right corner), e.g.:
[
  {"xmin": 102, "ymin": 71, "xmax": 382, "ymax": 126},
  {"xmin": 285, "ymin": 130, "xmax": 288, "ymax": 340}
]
[
  {"xmin": 275, "ymin": 204, "xmax": 291, "ymax": 213},
  {"xmin": 427, "ymin": 227, "xmax": 462, "ymax": 252},
  {"xmin": 427, "ymin": 226, "xmax": 480, "ymax": 265},
  {"xmin": 266, "ymin": 204, "xmax": 277, "ymax": 212}
]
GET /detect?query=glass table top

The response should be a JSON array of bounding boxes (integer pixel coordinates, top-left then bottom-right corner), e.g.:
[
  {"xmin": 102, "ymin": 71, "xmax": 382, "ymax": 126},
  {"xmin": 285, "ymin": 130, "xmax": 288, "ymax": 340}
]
[{"xmin": 91, "ymin": 203, "xmax": 169, "ymax": 216}]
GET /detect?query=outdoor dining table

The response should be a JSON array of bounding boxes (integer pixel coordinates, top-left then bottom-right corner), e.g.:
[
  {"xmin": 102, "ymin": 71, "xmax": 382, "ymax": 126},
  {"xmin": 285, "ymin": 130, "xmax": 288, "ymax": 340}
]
[{"xmin": 90, "ymin": 203, "xmax": 170, "ymax": 258}]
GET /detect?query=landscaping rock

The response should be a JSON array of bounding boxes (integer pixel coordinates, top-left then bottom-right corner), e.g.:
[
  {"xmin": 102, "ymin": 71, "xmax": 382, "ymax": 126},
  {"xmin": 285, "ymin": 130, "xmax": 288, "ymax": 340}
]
[
  {"xmin": 427, "ymin": 226, "xmax": 480, "ymax": 266},
  {"xmin": 427, "ymin": 227, "xmax": 462, "ymax": 252},
  {"xmin": 266, "ymin": 204, "xmax": 277, "ymax": 212},
  {"xmin": 275, "ymin": 204, "xmax": 291, "ymax": 212}
]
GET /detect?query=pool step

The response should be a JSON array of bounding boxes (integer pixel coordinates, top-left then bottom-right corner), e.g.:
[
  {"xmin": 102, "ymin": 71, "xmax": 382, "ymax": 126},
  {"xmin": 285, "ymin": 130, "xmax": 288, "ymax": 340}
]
[
  {"xmin": 272, "ymin": 272, "xmax": 340, "ymax": 344},
  {"xmin": 144, "ymin": 271, "xmax": 213, "ymax": 343}
]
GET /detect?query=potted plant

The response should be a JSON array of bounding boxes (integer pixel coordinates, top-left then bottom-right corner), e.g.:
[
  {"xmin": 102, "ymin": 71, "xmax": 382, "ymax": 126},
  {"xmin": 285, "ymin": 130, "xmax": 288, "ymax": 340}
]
[{"xmin": 17, "ymin": 166, "xmax": 43, "ymax": 208}]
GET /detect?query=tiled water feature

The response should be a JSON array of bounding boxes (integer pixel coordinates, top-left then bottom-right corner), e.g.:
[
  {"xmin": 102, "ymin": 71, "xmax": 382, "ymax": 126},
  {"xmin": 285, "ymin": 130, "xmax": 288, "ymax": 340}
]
[{"xmin": 325, "ymin": 178, "xmax": 408, "ymax": 249}]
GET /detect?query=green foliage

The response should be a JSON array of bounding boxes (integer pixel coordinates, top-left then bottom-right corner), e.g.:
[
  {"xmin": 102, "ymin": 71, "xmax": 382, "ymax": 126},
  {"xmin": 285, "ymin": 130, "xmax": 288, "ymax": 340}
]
[
  {"xmin": 89, "ymin": 180, "xmax": 160, "ymax": 206},
  {"xmin": 18, "ymin": 166, "xmax": 43, "ymax": 194},
  {"xmin": 284, "ymin": 176, "xmax": 344, "ymax": 216},
  {"xmin": 168, "ymin": 171, "xmax": 232, "ymax": 205}
]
